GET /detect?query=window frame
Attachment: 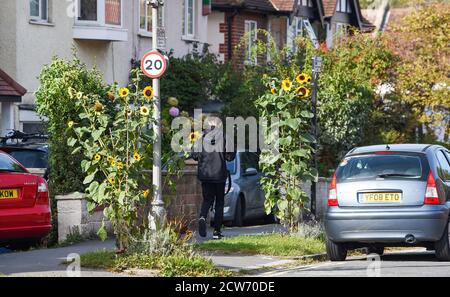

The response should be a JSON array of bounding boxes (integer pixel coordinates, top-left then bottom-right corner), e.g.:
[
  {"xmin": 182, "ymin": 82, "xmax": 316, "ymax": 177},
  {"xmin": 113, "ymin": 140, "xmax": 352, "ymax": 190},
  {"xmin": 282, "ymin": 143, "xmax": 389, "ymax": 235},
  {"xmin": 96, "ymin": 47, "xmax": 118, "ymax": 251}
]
[
  {"xmin": 75, "ymin": 0, "xmax": 123, "ymax": 28},
  {"xmin": 336, "ymin": 0, "xmax": 352, "ymax": 13},
  {"xmin": 138, "ymin": 0, "xmax": 165, "ymax": 35},
  {"xmin": 244, "ymin": 20, "xmax": 258, "ymax": 65},
  {"xmin": 184, "ymin": 0, "xmax": 196, "ymax": 38},
  {"xmin": 29, "ymin": 0, "xmax": 49, "ymax": 22}
]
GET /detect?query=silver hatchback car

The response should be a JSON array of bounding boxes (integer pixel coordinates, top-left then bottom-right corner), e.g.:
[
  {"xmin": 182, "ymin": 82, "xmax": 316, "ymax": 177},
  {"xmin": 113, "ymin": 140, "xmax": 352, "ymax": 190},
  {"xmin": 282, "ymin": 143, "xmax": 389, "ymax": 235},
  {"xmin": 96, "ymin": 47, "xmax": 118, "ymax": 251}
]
[{"xmin": 325, "ymin": 144, "xmax": 450, "ymax": 261}]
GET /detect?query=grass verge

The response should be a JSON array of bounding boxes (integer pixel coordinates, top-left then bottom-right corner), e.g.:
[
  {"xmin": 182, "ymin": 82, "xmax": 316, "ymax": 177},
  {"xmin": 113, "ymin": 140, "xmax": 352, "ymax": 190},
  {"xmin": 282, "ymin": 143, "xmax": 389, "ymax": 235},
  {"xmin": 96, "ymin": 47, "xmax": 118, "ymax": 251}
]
[
  {"xmin": 78, "ymin": 249, "xmax": 234, "ymax": 277},
  {"xmin": 195, "ymin": 233, "xmax": 325, "ymax": 257}
]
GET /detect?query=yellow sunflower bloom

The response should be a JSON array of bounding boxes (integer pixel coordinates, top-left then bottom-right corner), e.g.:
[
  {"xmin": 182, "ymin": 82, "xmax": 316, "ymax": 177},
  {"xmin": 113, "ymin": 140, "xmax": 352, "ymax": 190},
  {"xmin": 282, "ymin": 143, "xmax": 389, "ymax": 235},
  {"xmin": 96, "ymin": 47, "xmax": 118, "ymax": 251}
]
[
  {"xmin": 281, "ymin": 79, "xmax": 293, "ymax": 92},
  {"xmin": 296, "ymin": 73, "xmax": 309, "ymax": 84},
  {"xmin": 94, "ymin": 154, "xmax": 101, "ymax": 161},
  {"xmin": 296, "ymin": 86, "xmax": 311, "ymax": 99},
  {"xmin": 143, "ymin": 86, "xmax": 154, "ymax": 99},
  {"xmin": 133, "ymin": 152, "xmax": 141, "ymax": 162},
  {"xmin": 143, "ymin": 189, "xmax": 150, "ymax": 199},
  {"xmin": 108, "ymin": 177, "xmax": 115, "ymax": 185},
  {"xmin": 117, "ymin": 162, "xmax": 124, "ymax": 170},
  {"xmin": 189, "ymin": 131, "xmax": 201, "ymax": 144},
  {"xmin": 119, "ymin": 87, "xmax": 130, "ymax": 98},
  {"xmin": 140, "ymin": 106, "xmax": 150, "ymax": 116},
  {"xmin": 271, "ymin": 88, "xmax": 277, "ymax": 95},
  {"xmin": 126, "ymin": 108, "xmax": 133, "ymax": 117},
  {"xmin": 67, "ymin": 121, "xmax": 74, "ymax": 128},
  {"xmin": 107, "ymin": 156, "xmax": 114, "ymax": 163}
]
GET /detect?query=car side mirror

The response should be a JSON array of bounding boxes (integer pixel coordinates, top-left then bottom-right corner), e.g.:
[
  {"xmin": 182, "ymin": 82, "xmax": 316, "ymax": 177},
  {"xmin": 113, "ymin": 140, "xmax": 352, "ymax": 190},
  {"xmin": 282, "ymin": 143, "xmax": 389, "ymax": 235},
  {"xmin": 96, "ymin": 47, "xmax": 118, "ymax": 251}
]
[{"xmin": 243, "ymin": 168, "xmax": 258, "ymax": 176}]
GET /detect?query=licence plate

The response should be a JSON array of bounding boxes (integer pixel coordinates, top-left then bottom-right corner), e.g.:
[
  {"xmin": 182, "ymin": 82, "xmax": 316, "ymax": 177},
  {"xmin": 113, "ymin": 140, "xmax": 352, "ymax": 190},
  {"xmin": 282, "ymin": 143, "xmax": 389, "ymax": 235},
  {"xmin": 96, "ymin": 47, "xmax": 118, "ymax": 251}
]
[
  {"xmin": 362, "ymin": 192, "xmax": 402, "ymax": 203},
  {"xmin": 0, "ymin": 189, "xmax": 19, "ymax": 199}
]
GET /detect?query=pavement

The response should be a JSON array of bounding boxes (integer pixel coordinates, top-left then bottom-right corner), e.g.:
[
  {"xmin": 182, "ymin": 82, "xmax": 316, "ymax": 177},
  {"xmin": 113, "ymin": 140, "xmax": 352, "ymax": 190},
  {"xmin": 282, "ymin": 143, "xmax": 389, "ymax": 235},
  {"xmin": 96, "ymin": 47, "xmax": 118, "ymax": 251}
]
[
  {"xmin": 2, "ymin": 223, "xmax": 450, "ymax": 277},
  {"xmin": 0, "ymin": 223, "xmax": 287, "ymax": 277}
]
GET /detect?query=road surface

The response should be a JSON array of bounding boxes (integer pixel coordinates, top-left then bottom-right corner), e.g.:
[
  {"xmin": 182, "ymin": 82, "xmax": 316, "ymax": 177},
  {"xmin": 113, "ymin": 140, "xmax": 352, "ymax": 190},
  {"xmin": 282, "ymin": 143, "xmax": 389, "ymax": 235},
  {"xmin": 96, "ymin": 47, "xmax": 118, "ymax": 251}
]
[{"xmin": 258, "ymin": 249, "xmax": 450, "ymax": 277}]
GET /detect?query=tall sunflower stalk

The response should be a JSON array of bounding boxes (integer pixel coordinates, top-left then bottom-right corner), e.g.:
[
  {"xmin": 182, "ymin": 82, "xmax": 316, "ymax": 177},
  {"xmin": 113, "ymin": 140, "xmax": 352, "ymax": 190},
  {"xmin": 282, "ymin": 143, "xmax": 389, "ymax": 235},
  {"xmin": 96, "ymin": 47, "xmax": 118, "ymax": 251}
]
[{"xmin": 67, "ymin": 69, "xmax": 155, "ymax": 250}]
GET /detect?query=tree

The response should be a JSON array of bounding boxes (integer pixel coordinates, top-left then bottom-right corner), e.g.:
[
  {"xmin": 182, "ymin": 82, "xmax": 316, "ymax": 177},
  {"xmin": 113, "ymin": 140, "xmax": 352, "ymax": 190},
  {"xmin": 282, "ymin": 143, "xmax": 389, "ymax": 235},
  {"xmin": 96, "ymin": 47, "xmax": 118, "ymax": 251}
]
[{"xmin": 387, "ymin": 3, "xmax": 450, "ymax": 142}]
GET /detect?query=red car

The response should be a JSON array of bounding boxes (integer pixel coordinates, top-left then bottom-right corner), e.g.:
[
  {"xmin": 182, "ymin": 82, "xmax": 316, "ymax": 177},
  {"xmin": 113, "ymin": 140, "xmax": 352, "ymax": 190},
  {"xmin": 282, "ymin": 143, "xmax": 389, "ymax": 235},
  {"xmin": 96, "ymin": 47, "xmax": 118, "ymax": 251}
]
[{"xmin": 0, "ymin": 150, "xmax": 51, "ymax": 245}]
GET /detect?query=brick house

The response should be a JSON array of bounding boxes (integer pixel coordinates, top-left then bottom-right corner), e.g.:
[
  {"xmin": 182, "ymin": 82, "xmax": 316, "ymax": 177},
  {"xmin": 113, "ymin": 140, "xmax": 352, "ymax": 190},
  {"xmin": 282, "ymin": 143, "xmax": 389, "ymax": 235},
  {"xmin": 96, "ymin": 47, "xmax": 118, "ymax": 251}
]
[{"xmin": 208, "ymin": 0, "xmax": 290, "ymax": 66}]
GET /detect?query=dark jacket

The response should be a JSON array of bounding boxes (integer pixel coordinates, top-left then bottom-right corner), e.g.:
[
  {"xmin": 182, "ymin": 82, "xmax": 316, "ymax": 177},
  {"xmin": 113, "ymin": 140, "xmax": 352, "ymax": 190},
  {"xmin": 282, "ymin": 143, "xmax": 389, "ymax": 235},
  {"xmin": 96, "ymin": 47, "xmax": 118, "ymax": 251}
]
[{"xmin": 192, "ymin": 129, "xmax": 236, "ymax": 183}]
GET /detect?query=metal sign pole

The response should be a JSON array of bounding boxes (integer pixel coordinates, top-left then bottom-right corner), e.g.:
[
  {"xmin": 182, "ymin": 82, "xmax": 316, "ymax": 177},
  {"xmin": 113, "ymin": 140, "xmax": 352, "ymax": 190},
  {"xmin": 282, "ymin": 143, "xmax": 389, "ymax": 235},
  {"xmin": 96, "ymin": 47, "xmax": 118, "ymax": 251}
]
[
  {"xmin": 310, "ymin": 56, "xmax": 321, "ymax": 218},
  {"xmin": 149, "ymin": 0, "xmax": 165, "ymax": 230}
]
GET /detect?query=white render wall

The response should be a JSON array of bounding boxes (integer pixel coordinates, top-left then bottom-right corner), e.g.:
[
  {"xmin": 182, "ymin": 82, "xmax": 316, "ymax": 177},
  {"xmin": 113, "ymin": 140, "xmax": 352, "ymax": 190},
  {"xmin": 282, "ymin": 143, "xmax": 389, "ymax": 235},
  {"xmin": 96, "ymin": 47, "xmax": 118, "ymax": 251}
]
[{"xmin": 207, "ymin": 11, "xmax": 225, "ymax": 62}]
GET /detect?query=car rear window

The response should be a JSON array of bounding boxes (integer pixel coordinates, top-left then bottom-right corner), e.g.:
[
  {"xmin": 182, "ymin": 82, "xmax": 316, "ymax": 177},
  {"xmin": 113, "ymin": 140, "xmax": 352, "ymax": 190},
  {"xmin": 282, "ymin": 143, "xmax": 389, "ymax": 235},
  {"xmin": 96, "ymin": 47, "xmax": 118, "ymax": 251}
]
[
  {"xmin": 336, "ymin": 153, "xmax": 428, "ymax": 182},
  {"xmin": 7, "ymin": 150, "xmax": 48, "ymax": 169},
  {"xmin": 0, "ymin": 153, "xmax": 27, "ymax": 173}
]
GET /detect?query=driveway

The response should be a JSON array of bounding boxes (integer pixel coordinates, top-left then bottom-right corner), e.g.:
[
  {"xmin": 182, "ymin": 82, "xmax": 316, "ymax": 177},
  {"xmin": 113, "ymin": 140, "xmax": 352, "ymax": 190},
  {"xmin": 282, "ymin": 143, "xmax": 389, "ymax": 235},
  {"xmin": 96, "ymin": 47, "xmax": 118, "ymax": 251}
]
[{"xmin": 258, "ymin": 248, "xmax": 450, "ymax": 277}]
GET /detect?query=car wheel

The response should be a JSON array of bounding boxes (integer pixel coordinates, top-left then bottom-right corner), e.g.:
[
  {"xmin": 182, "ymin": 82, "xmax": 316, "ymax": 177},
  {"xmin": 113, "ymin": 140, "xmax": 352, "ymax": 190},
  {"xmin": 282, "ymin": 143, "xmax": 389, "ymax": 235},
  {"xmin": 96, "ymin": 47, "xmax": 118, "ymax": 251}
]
[
  {"xmin": 326, "ymin": 239, "xmax": 347, "ymax": 261},
  {"xmin": 366, "ymin": 246, "xmax": 385, "ymax": 256},
  {"xmin": 435, "ymin": 220, "xmax": 450, "ymax": 261},
  {"xmin": 233, "ymin": 197, "xmax": 244, "ymax": 227}
]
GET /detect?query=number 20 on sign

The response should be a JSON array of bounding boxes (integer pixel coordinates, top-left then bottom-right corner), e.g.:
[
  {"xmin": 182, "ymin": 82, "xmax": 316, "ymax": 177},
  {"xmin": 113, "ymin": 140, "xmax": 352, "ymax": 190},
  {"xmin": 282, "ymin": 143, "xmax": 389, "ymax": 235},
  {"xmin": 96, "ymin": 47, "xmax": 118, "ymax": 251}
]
[{"xmin": 141, "ymin": 51, "xmax": 168, "ymax": 79}]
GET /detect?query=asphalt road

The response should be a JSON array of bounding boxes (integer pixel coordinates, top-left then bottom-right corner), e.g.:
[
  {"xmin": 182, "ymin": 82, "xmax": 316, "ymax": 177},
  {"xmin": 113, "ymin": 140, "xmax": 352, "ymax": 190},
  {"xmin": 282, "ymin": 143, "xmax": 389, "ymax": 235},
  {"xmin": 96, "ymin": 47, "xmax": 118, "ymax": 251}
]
[{"xmin": 258, "ymin": 249, "xmax": 450, "ymax": 277}]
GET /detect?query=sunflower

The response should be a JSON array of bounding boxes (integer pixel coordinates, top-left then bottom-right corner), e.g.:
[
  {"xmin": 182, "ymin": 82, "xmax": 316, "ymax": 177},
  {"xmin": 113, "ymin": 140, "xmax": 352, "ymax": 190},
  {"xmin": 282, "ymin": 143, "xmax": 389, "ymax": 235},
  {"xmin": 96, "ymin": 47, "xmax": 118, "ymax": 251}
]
[
  {"xmin": 143, "ymin": 189, "xmax": 150, "ymax": 199},
  {"xmin": 296, "ymin": 86, "xmax": 311, "ymax": 99},
  {"xmin": 281, "ymin": 79, "xmax": 293, "ymax": 92},
  {"xmin": 189, "ymin": 131, "xmax": 201, "ymax": 144},
  {"xmin": 117, "ymin": 162, "xmax": 124, "ymax": 170},
  {"xmin": 143, "ymin": 86, "xmax": 154, "ymax": 100},
  {"xmin": 76, "ymin": 92, "xmax": 83, "ymax": 100},
  {"xmin": 107, "ymin": 156, "xmax": 114, "ymax": 163},
  {"xmin": 140, "ymin": 106, "xmax": 150, "ymax": 116},
  {"xmin": 94, "ymin": 101, "xmax": 104, "ymax": 113},
  {"xmin": 67, "ymin": 121, "xmax": 74, "ymax": 128},
  {"xmin": 133, "ymin": 152, "xmax": 141, "ymax": 162},
  {"xmin": 94, "ymin": 154, "xmax": 101, "ymax": 161},
  {"xmin": 119, "ymin": 87, "xmax": 130, "ymax": 98},
  {"xmin": 271, "ymin": 88, "xmax": 277, "ymax": 95},
  {"xmin": 111, "ymin": 160, "xmax": 116, "ymax": 167},
  {"xmin": 108, "ymin": 177, "xmax": 115, "ymax": 185},
  {"xmin": 296, "ymin": 73, "xmax": 308, "ymax": 84}
]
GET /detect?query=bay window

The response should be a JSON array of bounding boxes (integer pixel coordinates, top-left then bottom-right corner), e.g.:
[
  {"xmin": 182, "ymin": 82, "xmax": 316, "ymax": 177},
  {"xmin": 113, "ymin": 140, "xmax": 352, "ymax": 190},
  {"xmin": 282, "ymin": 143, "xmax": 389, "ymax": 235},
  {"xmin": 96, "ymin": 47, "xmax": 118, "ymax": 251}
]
[{"xmin": 29, "ymin": 0, "xmax": 48, "ymax": 22}]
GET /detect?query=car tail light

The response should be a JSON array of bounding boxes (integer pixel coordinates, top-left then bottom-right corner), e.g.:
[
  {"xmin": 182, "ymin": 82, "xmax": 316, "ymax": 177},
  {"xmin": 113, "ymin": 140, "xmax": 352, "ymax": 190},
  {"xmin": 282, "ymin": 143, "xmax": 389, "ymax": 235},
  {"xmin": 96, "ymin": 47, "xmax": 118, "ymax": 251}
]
[
  {"xmin": 424, "ymin": 171, "xmax": 440, "ymax": 205},
  {"xmin": 36, "ymin": 178, "xmax": 49, "ymax": 205},
  {"xmin": 328, "ymin": 173, "xmax": 339, "ymax": 207}
]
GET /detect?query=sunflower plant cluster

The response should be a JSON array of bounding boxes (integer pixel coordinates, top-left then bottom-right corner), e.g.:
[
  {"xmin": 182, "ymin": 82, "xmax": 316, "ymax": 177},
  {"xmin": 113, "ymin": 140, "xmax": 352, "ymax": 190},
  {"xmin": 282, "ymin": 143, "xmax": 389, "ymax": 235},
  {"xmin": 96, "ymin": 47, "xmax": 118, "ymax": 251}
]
[
  {"xmin": 67, "ymin": 70, "xmax": 156, "ymax": 250},
  {"xmin": 256, "ymin": 72, "xmax": 318, "ymax": 230}
]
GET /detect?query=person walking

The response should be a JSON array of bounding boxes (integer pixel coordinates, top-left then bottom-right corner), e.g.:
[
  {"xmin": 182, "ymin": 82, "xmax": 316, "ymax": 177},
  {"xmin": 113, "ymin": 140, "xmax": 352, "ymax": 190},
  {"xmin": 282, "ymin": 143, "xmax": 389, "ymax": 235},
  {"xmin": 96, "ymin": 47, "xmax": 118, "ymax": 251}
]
[{"xmin": 192, "ymin": 117, "xmax": 235, "ymax": 239}]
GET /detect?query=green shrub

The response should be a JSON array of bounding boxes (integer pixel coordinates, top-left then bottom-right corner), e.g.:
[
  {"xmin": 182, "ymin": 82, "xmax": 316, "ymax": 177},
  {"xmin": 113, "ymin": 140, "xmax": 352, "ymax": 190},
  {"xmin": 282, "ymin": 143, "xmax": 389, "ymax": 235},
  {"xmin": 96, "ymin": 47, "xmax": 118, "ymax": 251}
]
[{"xmin": 35, "ymin": 54, "xmax": 106, "ymax": 245}]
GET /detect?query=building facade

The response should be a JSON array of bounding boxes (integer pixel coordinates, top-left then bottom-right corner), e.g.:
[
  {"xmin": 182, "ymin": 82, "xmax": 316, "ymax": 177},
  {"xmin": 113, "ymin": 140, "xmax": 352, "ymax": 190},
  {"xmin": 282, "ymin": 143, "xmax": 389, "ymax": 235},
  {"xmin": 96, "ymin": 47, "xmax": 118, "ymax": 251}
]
[{"xmin": 0, "ymin": 0, "xmax": 211, "ymax": 135}]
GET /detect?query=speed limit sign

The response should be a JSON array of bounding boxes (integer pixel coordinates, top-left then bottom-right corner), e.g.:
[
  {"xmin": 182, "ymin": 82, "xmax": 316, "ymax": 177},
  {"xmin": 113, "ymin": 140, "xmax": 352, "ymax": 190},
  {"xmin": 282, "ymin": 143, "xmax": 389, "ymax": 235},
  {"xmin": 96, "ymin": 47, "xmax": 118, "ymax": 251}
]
[{"xmin": 141, "ymin": 51, "xmax": 168, "ymax": 79}]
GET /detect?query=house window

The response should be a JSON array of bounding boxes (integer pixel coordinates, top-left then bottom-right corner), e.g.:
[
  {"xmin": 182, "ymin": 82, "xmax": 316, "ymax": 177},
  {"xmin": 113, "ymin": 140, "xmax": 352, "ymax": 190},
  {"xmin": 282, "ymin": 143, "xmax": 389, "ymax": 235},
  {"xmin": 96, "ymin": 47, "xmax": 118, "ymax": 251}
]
[
  {"xmin": 105, "ymin": 0, "xmax": 121, "ymax": 25},
  {"xmin": 139, "ymin": 0, "xmax": 164, "ymax": 32},
  {"xmin": 78, "ymin": 0, "xmax": 98, "ymax": 21},
  {"xmin": 184, "ymin": 0, "xmax": 195, "ymax": 37},
  {"xmin": 29, "ymin": 0, "xmax": 48, "ymax": 21},
  {"xmin": 300, "ymin": 0, "xmax": 313, "ymax": 7},
  {"xmin": 296, "ymin": 17, "xmax": 305, "ymax": 36},
  {"xmin": 336, "ymin": 0, "xmax": 352, "ymax": 13},
  {"xmin": 245, "ymin": 20, "xmax": 257, "ymax": 64},
  {"xmin": 77, "ymin": 0, "xmax": 122, "ymax": 26}
]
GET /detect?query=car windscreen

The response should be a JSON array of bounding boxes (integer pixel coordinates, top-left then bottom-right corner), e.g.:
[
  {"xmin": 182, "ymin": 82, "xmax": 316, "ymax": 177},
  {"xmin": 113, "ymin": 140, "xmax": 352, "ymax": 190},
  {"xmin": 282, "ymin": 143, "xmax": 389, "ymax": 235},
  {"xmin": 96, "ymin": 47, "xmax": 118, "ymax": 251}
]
[
  {"xmin": 7, "ymin": 150, "xmax": 48, "ymax": 169},
  {"xmin": 336, "ymin": 153, "xmax": 428, "ymax": 182},
  {"xmin": 0, "ymin": 153, "xmax": 27, "ymax": 173},
  {"xmin": 226, "ymin": 159, "xmax": 237, "ymax": 175}
]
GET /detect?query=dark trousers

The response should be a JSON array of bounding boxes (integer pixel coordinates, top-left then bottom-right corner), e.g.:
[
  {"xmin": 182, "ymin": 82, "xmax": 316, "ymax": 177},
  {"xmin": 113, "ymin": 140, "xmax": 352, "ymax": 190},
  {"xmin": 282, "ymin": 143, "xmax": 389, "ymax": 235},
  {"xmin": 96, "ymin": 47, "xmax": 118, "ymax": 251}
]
[{"xmin": 200, "ymin": 182, "xmax": 225, "ymax": 232}]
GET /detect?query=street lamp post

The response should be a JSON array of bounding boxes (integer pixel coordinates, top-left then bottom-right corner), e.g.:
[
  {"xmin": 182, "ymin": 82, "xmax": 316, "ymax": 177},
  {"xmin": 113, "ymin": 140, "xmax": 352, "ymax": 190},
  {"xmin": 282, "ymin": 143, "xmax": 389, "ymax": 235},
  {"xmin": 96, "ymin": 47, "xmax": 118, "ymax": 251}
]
[
  {"xmin": 310, "ymin": 56, "xmax": 321, "ymax": 217},
  {"xmin": 148, "ymin": 0, "xmax": 165, "ymax": 230}
]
